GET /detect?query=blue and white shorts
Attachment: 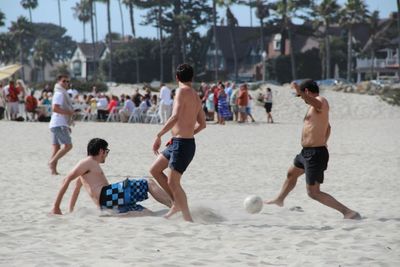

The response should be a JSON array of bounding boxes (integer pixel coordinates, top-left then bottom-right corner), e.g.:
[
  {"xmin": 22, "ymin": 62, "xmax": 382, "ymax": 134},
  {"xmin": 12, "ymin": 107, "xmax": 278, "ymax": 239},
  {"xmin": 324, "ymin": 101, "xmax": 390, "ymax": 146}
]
[{"xmin": 99, "ymin": 178, "xmax": 149, "ymax": 213}]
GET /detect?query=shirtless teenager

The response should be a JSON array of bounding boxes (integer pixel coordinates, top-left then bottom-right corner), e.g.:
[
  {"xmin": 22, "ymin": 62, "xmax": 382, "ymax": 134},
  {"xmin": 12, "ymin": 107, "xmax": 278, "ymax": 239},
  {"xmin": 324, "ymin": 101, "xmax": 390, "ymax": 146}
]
[
  {"xmin": 265, "ymin": 79, "xmax": 360, "ymax": 220},
  {"xmin": 51, "ymin": 138, "xmax": 172, "ymax": 216},
  {"xmin": 149, "ymin": 63, "xmax": 206, "ymax": 222}
]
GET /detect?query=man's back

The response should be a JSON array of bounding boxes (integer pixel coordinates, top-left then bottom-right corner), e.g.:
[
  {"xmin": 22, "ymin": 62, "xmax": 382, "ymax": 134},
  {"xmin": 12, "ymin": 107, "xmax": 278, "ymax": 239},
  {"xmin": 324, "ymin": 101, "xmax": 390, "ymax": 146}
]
[{"xmin": 171, "ymin": 86, "xmax": 201, "ymax": 138}]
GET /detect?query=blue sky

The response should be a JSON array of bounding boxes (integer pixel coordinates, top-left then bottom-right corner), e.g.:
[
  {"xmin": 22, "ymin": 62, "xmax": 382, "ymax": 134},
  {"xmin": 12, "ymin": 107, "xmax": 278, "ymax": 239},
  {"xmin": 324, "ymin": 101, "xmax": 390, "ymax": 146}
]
[{"xmin": 0, "ymin": 0, "xmax": 397, "ymax": 42}]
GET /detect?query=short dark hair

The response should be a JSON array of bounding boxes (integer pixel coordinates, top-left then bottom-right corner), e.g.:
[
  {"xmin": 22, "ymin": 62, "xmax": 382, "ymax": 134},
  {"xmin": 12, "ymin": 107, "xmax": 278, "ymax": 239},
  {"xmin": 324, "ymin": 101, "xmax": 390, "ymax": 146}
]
[
  {"xmin": 57, "ymin": 74, "xmax": 69, "ymax": 81},
  {"xmin": 300, "ymin": 79, "xmax": 319, "ymax": 94},
  {"xmin": 87, "ymin": 138, "xmax": 108, "ymax": 156},
  {"xmin": 176, "ymin": 63, "xmax": 193, "ymax": 83}
]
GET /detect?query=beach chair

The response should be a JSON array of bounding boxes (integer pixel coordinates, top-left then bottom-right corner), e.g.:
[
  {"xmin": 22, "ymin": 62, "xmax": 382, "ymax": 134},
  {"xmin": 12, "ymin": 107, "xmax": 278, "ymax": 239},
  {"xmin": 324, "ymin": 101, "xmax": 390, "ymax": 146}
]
[
  {"xmin": 128, "ymin": 107, "xmax": 141, "ymax": 123},
  {"xmin": 145, "ymin": 106, "xmax": 160, "ymax": 124},
  {"xmin": 106, "ymin": 106, "xmax": 119, "ymax": 122},
  {"xmin": 81, "ymin": 105, "xmax": 97, "ymax": 122}
]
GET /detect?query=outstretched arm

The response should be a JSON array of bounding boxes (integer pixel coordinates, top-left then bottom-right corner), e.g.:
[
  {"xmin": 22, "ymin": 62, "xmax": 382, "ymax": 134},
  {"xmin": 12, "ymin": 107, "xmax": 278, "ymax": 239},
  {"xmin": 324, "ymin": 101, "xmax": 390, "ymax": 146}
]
[
  {"xmin": 68, "ymin": 178, "xmax": 83, "ymax": 213},
  {"xmin": 51, "ymin": 161, "xmax": 88, "ymax": 215}
]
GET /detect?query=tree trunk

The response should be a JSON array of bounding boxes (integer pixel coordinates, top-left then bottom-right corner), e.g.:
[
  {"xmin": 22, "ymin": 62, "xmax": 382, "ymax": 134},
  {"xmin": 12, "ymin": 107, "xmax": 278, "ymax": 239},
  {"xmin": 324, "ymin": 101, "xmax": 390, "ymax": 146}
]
[
  {"xmin": 83, "ymin": 22, "xmax": 86, "ymax": 42},
  {"xmin": 94, "ymin": 2, "xmax": 98, "ymax": 43},
  {"xmin": 179, "ymin": 25, "xmax": 186, "ymax": 63},
  {"xmin": 19, "ymin": 37, "xmax": 24, "ymax": 80},
  {"xmin": 159, "ymin": 4, "xmax": 164, "ymax": 83},
  {"xmin": 347, "ymin": 28, "xmax": 352, "ymax": 81},
  {"xmin": 58, "ymin": 0, "xmax": 62, "ymax": 26},
  {"xmin": 228, "ymin": 24, "xmax": 238, "ymax": 81},
  {"xmin": 288, "ymin": 27, "xmax": 296, "ymax": 80},
  {"xmin": 128, "ymin": 3, "xmax": 140, "ymax": 83},
  {"xmin": 397, "ymin": 0, "xmax": 400, "ymax": 77},
  {"xmin": 90, "ymin": 0, "xmax": 96, "ymax": 81},
  {"xmin": 118, "ymin": 0, "xmax": 125, "ymax": 38},
  {"xmin": 249, "ymin": 0, "xmax": 253, "ymax": 27},
  {"xmin": 42, "ymin": 65, "xmax": 45, "ymax": 82},
  {"xmin": 107, "ymin": 0, "xmax": 112, "ymax": 82},
  {"xmin": 280, "ymin": 0, "xmax": 287, "ymax": 56},
  {"xmin": 212, "ymin": 0, "xmax": 218, "ymax": 81},
  {"xmin": 326, "ymin": 35, "xmax": 331, "ymax": 79},
  {"xmin": 29, "ymin": 8, "xmax": 32, "ymax": 23}
]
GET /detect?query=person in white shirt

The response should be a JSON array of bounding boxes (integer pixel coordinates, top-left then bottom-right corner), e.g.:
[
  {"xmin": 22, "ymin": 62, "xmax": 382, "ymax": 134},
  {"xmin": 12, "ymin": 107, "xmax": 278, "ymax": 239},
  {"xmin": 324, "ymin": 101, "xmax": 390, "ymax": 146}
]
[
  {"xmin": 158, "ymin": 84, "xmax": 173, "ymax": 123},
  {"xmin": 48, "ymin": 75, "xmax": 74, "ymax": 175},
  {"xmin": 119, "ymin": 95, "xmax": 135, "ymax": 122}
]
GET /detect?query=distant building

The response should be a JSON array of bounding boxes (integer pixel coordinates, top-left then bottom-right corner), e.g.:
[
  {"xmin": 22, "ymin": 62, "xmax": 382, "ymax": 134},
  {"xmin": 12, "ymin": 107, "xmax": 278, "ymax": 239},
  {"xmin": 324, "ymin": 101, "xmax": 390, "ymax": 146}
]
[{"xmin": 70, "ymin": 42, "xmax": 109, "ymax": 80}]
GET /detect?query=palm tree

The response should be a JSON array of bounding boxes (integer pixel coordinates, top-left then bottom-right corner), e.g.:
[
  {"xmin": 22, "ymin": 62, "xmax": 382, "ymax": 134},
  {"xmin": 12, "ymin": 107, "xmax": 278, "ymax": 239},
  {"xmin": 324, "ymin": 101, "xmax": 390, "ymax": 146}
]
[
  {"xmin": 97, "ymin": 0, "xmax": 113, "ymax": 81},
  {"xmin": 117, "ymin": 0, "xmax": 125, "ymax": 38},
  {"xmin": 255, "ymin": 0, "xmax": 269, "ymax": 80},
  {"xmin": 367, "ymin": 11, "xmax": 380, "ymax": 78},
  {"xmin": 0, "ymin": 10, "xmax": 5, "ymax": 27},
  {"xmin": 122, "ymin": 0, "xmax": 142, "ymax": 83},
  {"xmin": 56, "ymin": 0, "xmax": 63, "ymax": 27},
  {"xmin": 72, "ymin": 1, "xmax": 91, "ymax": 42},
  {"xmin": 397, "ymin": 0, "xmax": 400, "ymax": 77},
  {"xmin": 313, "ymin": 0, "xmax": 340, "ymax": 79},
  {"xmin": 0, "ymin": 33, "xmax": 18, "ymax": 64},
  {"xmin": 33, "ymin": 38, "xmax": 54, "ymax": 81},
  {"xmin": 20, "ymin": 0, "xmax": 38, "ymax": 23},
  {"xmin": 226, "ymin": 7, "xmax": 239, "ymax": 81},
  {"xmin": 9, "ymin": 16, "xmax": 34, "ymax": 80},
  {"xmin": 339, "ymin": 0, "xmax": 369, "ymax": 81}
]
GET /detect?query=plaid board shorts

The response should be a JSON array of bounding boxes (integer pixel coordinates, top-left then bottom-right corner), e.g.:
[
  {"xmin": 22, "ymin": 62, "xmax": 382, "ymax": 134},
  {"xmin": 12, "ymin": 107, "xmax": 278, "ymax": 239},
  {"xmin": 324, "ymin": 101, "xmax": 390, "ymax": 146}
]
[{"xmin": 99, "ymin": 178, "xmax": 149, "ymax": 213}]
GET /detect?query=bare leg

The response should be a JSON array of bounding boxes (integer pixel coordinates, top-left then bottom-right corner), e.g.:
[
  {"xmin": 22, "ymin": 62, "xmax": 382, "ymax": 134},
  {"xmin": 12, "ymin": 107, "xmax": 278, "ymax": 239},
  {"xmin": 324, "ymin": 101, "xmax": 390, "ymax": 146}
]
[
  {"xmin": 149, "ymin": 155, "xmax": 173, "ymax": 200},
  {"xmin": 49, "ymin": 144, "xmax": 61, "ymax": 175},
  {"xmin": 164, "ymin": 169, "xmax": 193, "ymax": 222},
  {"xmin": 49, "ymin": 144, "xmax": 72, "ymax": 175},
  {"xmin": 264, "ymin": 166, "xmax": 304, "ymax": 206},
  {"xmin": 307, "ymin": 183, "xmax": 361, "ymax": 220},
  {"xmin": 147, "ymin": 178, "xmax": 173, "ymax": 208}
]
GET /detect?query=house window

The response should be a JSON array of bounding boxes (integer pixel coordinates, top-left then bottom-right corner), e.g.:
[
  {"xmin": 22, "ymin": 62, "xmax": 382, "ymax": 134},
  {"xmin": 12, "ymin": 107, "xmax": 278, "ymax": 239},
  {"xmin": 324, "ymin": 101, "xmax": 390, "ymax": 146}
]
[
  {"xmin": 73, "ymin": 60, "xmax": 82, "ymax": 77},
  {"xmin": 273, "ymin": 34, "xmax": 281, "ymax": 51}
]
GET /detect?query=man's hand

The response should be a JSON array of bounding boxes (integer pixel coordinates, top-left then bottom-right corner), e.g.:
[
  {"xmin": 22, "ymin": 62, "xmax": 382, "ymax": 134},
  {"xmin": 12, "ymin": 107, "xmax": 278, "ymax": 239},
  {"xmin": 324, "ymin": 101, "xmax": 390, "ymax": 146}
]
[
  {"xmin": 152, "ymin": 136, "xmax": 161, "ymax": 155},
  {"xmin": 51, "ymin": 206, "xmax": 62, "ymax": 215}
]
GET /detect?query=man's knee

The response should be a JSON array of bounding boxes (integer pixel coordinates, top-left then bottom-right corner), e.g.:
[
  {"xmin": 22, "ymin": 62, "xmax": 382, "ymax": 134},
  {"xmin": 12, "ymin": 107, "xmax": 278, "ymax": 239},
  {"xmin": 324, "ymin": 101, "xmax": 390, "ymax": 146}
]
[
  {"xmin": 65, "ymin": 144, "xmax": 73, "ymax": 151},
  {"xmin": 307, "ymin": 187, "xmax": 320, "ymax": 200}
]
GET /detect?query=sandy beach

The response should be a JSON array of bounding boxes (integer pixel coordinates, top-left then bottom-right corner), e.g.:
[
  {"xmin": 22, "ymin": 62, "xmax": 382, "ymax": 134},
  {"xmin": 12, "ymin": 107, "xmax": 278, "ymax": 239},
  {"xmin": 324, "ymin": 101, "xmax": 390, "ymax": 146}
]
[{"xmin": 1, "ymin": 85, "xmax": 400, "ymax": 266}]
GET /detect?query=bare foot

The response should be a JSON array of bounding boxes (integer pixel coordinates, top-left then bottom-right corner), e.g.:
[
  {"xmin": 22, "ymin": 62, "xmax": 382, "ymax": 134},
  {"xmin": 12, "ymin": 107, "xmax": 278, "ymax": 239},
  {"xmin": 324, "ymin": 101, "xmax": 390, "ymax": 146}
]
[
  {"xmin": 164, "ymin": 205, "xmax": 181, "ymax": 219},
  {"xmin": 264, "ymin": 199, "xmax": 284, "ymax": 207},
  {"xmin": 48, "ymin": 161, "xmax": 59, "ymax": 175},
  {"xmin": 344, "ymin": 210, "xmax": 361, "ymax": 220}
]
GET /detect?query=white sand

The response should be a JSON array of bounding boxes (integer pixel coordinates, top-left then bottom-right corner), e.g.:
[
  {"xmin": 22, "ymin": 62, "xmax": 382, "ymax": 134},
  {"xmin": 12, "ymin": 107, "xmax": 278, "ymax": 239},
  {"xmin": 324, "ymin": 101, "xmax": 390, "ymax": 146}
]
[{"xmin": 1, "ymin": 85, "xmax": 400, "ymax": 266}]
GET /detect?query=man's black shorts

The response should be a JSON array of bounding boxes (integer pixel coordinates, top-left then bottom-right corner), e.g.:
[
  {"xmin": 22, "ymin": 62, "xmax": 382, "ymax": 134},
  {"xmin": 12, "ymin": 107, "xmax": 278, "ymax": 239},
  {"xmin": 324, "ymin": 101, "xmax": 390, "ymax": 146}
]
[
  {"xmin": 162, "ymin": 137, "xmax": 196, "ymax": 174},
  {"xmin": 293, "ymin": 146, "xmax": 329, "ymax": 185}
]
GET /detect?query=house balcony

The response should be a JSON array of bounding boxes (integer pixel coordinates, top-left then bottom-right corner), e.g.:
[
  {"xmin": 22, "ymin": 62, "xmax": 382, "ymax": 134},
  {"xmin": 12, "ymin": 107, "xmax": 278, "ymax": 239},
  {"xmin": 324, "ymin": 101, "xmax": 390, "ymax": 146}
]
[{"xmin": 356, "ymin": 58, "xmax": 399, "ymax": 71}]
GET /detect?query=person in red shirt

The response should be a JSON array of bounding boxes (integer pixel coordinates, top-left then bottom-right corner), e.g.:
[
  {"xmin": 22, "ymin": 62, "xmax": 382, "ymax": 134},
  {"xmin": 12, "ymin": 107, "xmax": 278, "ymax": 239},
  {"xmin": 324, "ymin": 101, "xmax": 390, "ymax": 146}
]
[
  {"xmin": 237, "ymin": 83, "xmax": 249, "ymax": 123},
  {"xmin": 5, "ymin": 81, "xmax": 21, "ymax": 120},
  {"xmin": 25, "ymin": 90, "xmax": 38, "ymax": 121}
]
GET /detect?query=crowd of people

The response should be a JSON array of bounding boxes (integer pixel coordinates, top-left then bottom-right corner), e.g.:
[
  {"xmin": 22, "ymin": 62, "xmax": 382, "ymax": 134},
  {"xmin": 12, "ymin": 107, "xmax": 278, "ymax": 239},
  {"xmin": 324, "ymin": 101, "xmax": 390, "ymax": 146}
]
[{"xmin": 0, "ymin": 78, "xmax": 274, "ymax": 125}]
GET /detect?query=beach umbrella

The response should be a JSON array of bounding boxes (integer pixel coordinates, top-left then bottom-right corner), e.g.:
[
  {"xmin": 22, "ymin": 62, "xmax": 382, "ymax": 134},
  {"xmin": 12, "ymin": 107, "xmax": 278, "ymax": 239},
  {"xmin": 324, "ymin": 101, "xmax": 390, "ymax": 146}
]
[{"xmin": 0, "ymin": 64, "xmax": 22, "ymax": 80}]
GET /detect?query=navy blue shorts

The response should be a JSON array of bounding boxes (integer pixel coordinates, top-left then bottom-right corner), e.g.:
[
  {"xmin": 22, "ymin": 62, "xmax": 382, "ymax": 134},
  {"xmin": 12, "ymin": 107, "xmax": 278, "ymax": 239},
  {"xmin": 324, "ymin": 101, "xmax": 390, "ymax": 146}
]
[
  {"xmin": 99, "ymin": 178, "xmax": 149, "ymax": 213},
  {"xmin": 162, "ymin": 137, "xmax": 196, "ymax": 174},
  {"xmin": 293, "ymin": 146, "xmax": 329, "ymax": 185}
]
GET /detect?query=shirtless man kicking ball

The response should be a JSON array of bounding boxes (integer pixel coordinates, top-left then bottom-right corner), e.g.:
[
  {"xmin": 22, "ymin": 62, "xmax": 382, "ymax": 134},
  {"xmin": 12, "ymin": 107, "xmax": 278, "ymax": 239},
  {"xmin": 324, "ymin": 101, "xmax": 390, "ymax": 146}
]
[
  {"xmin": 265, "ymin": 79, "xmax": 360, "ymax": 220},
  {"xmin": 51, "ymin": 138, "xmax": 172, "ymax": 216}
]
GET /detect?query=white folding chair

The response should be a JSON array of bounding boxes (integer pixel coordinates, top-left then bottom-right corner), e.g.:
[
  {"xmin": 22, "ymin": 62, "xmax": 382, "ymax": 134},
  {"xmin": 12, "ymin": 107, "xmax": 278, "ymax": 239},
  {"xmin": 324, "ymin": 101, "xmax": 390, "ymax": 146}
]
[{"xmin": 106, "ymin": 107, "xmax": 119, "ymax": 122}]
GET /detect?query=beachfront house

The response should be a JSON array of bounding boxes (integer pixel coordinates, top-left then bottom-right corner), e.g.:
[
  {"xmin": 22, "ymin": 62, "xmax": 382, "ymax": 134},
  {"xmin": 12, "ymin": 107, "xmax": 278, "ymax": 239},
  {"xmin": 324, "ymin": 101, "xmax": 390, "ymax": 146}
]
[
  {"xmin": 355, "ymin": 13, "xmax": 400, "ymax": 82},
  {"xmin": 70, "ymin": 42, "xmax": 109, "ymax": 81}
]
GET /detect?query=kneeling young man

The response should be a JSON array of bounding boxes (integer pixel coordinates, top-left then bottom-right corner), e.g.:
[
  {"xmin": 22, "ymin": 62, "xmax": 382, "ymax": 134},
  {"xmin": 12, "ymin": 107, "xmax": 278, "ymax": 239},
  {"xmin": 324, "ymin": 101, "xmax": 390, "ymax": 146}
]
[{"xmin": 51, "ymin": 138, "xmax": 172, "ymax": 215}]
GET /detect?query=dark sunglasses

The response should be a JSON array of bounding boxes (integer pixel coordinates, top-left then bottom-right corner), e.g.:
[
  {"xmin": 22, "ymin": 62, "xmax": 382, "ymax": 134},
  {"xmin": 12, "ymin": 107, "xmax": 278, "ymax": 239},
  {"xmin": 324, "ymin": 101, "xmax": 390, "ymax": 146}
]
[
  {"xmin": 62, "ymin": 80, "xmax": 70, "ymax": 84},
  {"xmin": 105, "ymin": 148, "xmax": 110, "ymax": 154}
]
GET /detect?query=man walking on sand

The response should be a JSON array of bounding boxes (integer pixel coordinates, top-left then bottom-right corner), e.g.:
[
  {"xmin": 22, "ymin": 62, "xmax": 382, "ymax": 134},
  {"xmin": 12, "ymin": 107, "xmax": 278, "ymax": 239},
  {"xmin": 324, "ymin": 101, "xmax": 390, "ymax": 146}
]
[
  {"xmin": 149, "ymin": 63, "xmax": 206, "ymax": 222},
  {"xmin": 51, "ymin": 138, "xmax": 172, "ymax": 215},
  {"xmin": 48, "ymin": 75, "xmax": 74, "ymax": 175},
  {"xmin": 265, "ymin": 79, "xmax": 360, "ymax": 220}
]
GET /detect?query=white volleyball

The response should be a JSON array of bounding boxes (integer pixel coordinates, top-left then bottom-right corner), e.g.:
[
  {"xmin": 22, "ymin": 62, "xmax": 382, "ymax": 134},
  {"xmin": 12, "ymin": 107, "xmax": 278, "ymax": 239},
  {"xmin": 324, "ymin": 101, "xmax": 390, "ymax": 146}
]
[{"xmin": 243, "ymin": 195, "xmax": 263, "ymax": 214}]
